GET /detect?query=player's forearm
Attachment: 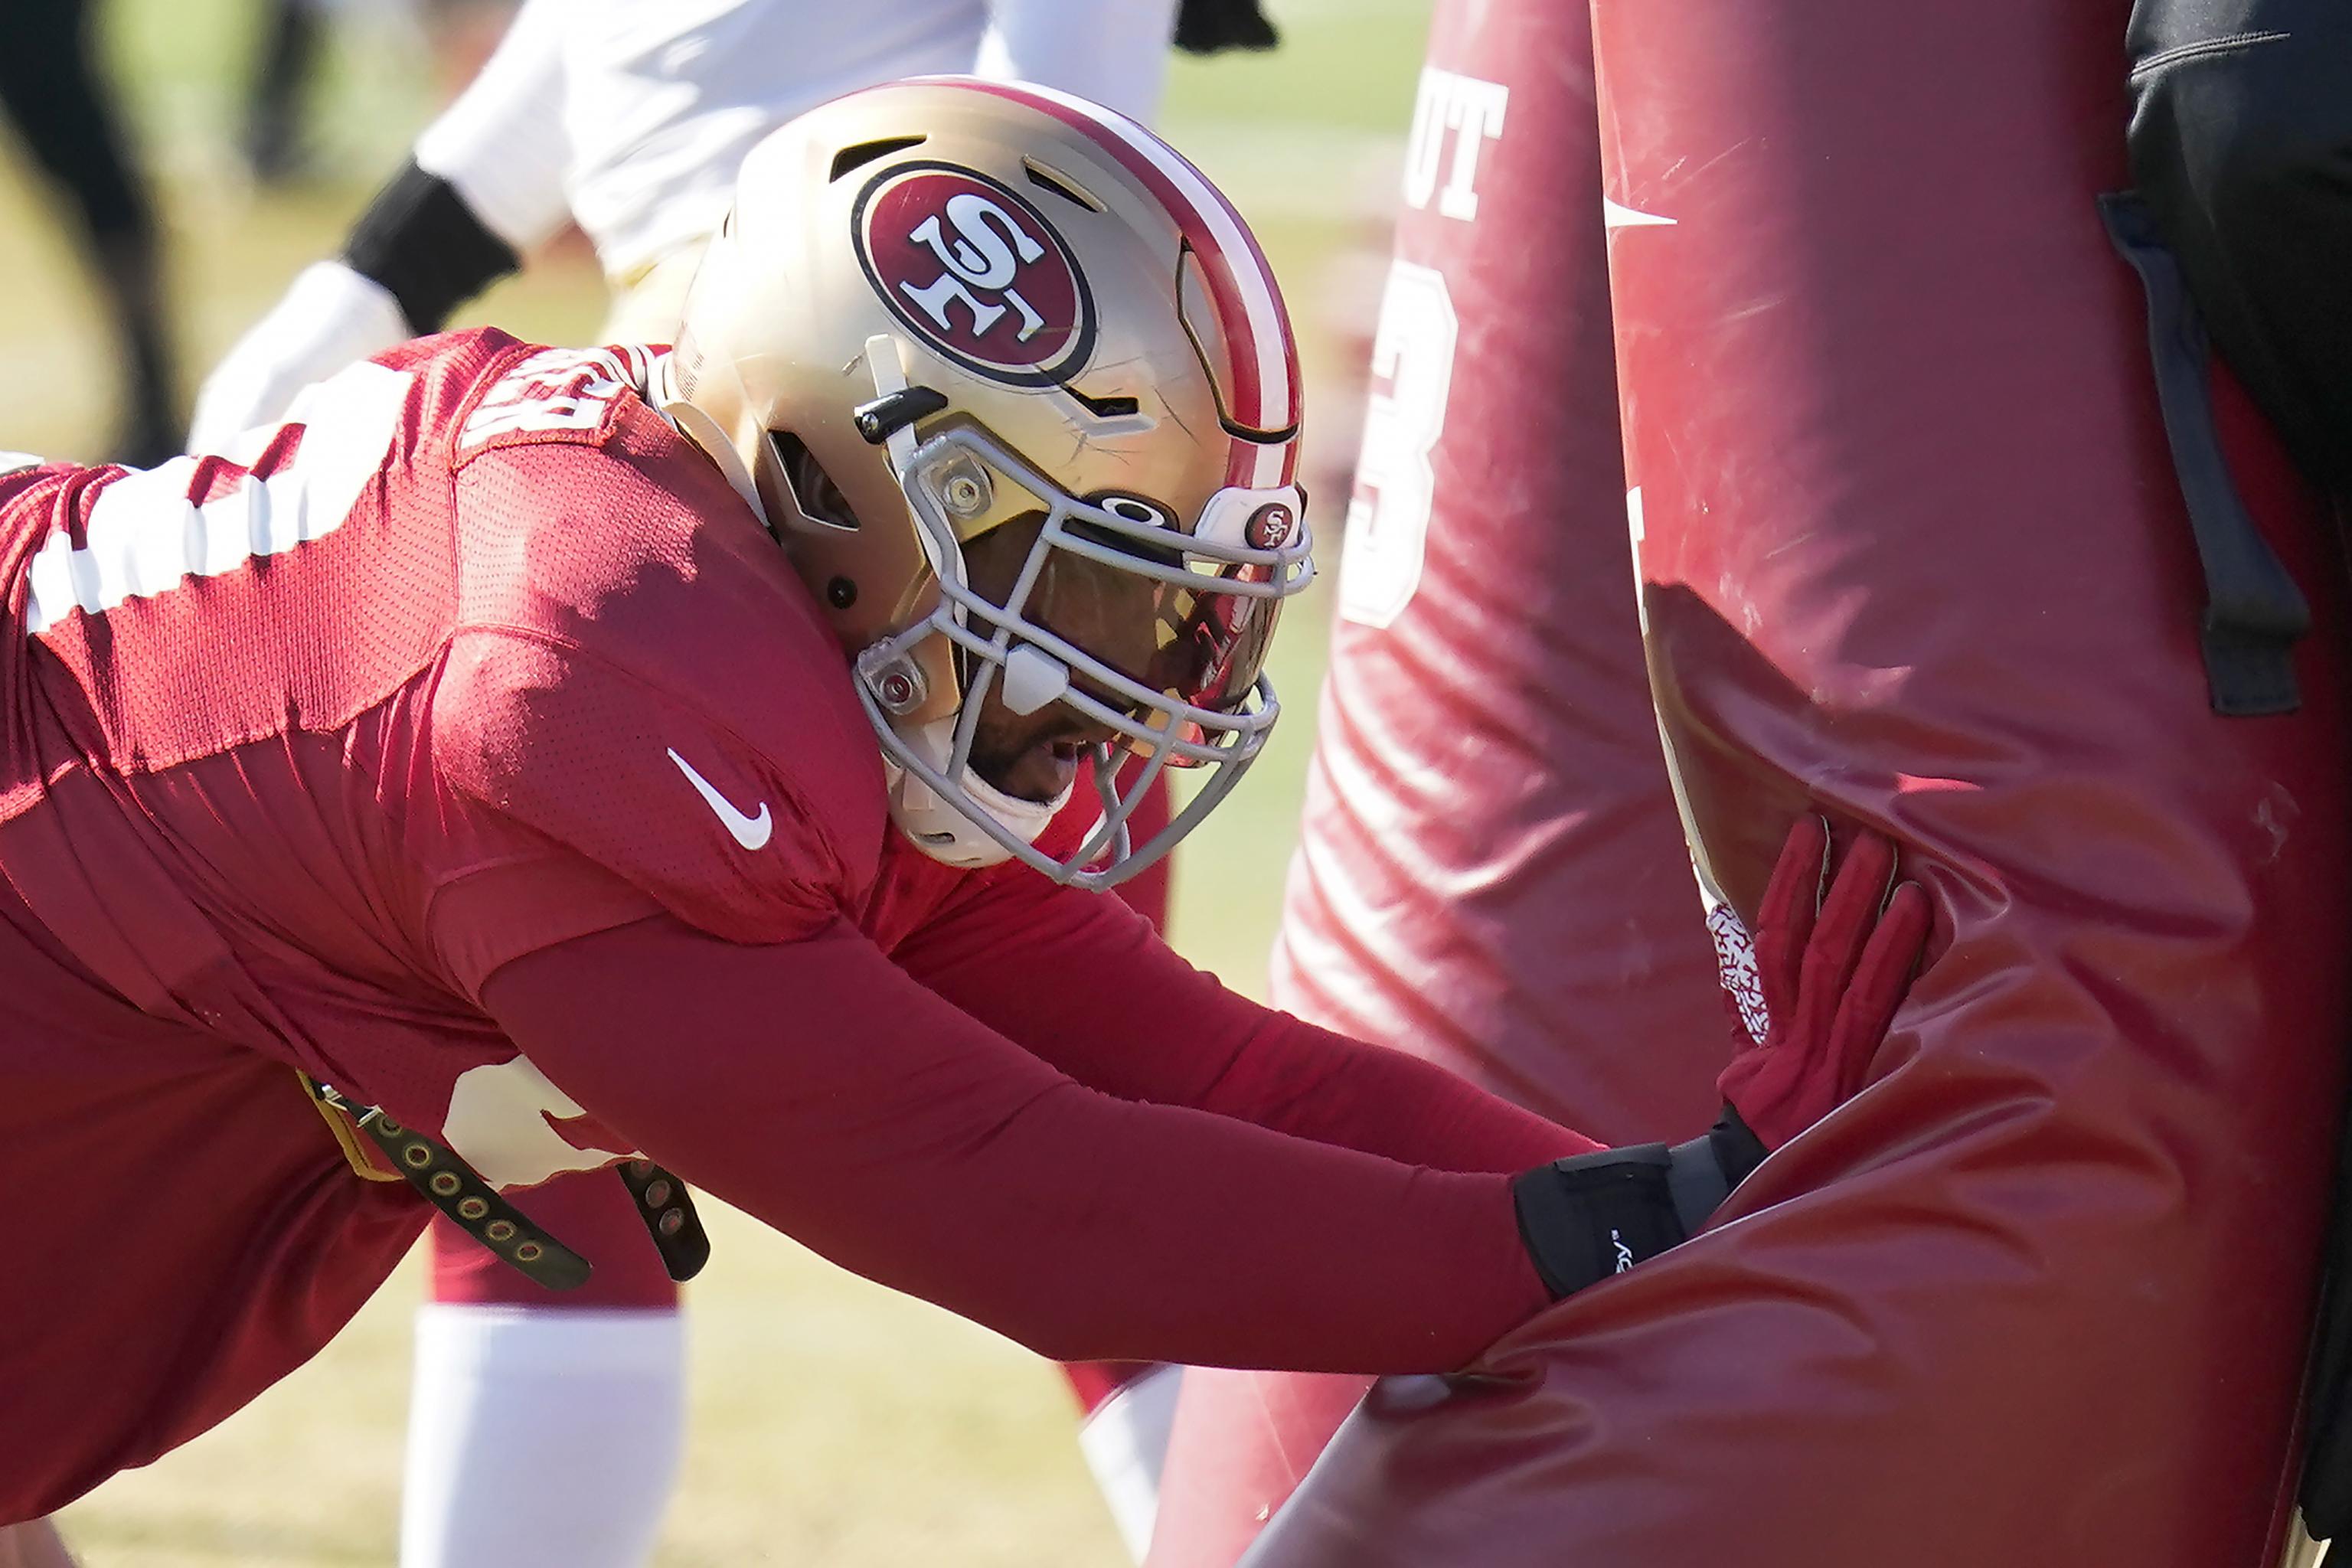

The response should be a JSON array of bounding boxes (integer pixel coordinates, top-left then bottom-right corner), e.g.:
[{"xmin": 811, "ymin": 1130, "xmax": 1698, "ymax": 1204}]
[
  {"xmin": 771, "ymin": 1083, "xmax": 1550, "ymax": 1371},
  {"xmin": 484, "ymin": 916, "xmax": 1554, "ymax": 1372},
  {"xmin": 1180, "ymin": 1011, "xmax": 1600, "ymax": 1173},
  {"xmin": 900, "ymin": 872, "xmax": 1595, "ymax": 1172},
  {"xmin": 341, "ymin": 164, "xmax": 521, "ymax": 338},
  {"xmin": 410, "ymin": 0, "xmax": 571, "ymax": 256}
]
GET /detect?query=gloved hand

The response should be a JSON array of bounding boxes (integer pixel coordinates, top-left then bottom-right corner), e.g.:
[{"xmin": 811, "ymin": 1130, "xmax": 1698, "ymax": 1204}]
[
  {"xmin": 186, "ymin": 260, "xmax": 411, "ymax": 453},
  {"xmin": 1713, "ymin": 816, "xmax": 1931, "ymax": 1167},
  {"xmin": 1513, "ymin": 818, "xmax": 1929, "ymax": 1299}
]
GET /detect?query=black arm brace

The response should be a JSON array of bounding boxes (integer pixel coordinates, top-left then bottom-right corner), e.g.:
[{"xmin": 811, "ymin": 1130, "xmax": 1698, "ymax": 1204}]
[
  {"xmin": 1511, "ymin": 1108, "xmax": 1766, "ymax": 1301},
  {"xmin": 342, "ymin": 158, "xmax": 521, "ymax": 336}
]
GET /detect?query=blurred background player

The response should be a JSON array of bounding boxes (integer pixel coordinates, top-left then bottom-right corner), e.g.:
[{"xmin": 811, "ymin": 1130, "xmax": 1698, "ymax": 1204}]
[
  {"xmin": 237, "ymin": 0, "xmax": 520, "ymax": 185},
  {"xmin": 240, "ymin": 0, "xmax": 326, "ymax": 185},
  {"xmin": 189, "ymin": 0, "xmax": 1245, "ymax": 443},
  {"xmin": 188, "ymin": 3, "xmax": 1272, "ymax": 1564},
  {"xmin": 0, "ymin": 0, "xmax": 178, "ymax": 464}
]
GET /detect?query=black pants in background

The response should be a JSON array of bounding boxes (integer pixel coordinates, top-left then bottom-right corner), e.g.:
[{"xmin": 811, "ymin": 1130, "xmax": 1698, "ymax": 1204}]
[{"xmin": 0, "ymin": 0, "xmax": 175, "ymax": 462}]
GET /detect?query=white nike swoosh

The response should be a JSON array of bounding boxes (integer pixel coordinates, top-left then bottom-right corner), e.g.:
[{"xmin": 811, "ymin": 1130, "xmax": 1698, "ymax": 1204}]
[{"xmin": 667, "ymin": 746, "xmax": 773, "ymax": 850}]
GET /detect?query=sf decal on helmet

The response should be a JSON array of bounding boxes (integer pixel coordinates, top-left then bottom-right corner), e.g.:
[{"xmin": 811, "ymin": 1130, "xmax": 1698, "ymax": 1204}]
[{"xmin": 853, "ymin": 164, "xmax": 1099, "ymax": 388}]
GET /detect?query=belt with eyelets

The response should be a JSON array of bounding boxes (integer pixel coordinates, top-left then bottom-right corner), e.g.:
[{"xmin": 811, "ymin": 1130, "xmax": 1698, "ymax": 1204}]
[{"xmin": 298, "ymin": 1072, "xmax": 710, "ymax": 1289}]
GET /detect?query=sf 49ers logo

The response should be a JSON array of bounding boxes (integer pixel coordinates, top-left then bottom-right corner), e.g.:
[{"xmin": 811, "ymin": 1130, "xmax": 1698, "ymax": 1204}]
[
  {"xmin": 854, "ymin": 162, "xmax": 1096, "ymax": 387},
  {"xmin": 1246, "ymin": 500, "xmax": 1296, "ymax": 550}
]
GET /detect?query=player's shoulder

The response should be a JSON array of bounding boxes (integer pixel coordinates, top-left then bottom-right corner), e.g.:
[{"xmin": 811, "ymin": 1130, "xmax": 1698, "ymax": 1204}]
[
  {"xmin": 368, "ymin": 328, "xmax": 663, "ymax": 469},
  {"xmin": 407, "ymin": 329, "xmax": 730, "ymax": 529},
  {"xmin": 0, "ymin": 454, "xmax": 75, "ymax": 523},
  {"xmin": 0, "ymin": 454, "xmax": 145, "ymax": 597},
  {"xmin": 433, "ymin": 335, "xmax": 804, "ymax": 655},
  {"xmin": 427, "ymin": 581, "xmax": 892, "ymax": 946},
  {"xmin": 423, "ymin": 338, "xmax": 890, "ymax": 924}
]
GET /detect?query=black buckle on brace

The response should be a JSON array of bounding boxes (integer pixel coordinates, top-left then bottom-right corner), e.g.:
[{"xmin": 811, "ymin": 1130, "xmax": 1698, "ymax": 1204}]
[{"xmin": 305, "ymin": 1078, "xmax": 710, "ymax": 1289}]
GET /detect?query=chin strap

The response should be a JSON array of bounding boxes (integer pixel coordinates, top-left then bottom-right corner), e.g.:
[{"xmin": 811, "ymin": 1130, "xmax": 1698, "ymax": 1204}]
[
  {"xmin": 649, "ymin": 352, "xmax": 766, "ymax": 523},
  {"xmin": 880, "ymin": 714, "xmax": 1074, "ymax": 870},
  {"xmin": 960, "ymin": 756, "xmax": 1074, "ymax": 838}
]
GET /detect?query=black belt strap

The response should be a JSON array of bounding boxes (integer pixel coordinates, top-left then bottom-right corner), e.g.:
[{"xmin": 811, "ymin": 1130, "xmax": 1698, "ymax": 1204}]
[
  {"xmin": 2100, "ymin": 190, "xmax": 2309, "ymax": 717},
  {"xmin": 305, "ymin": 1078, "xmax": 710, "ymax": 1289},
  {"xmin": 616, "ymin": 1157, "xmax": 713, "ymax": 1282}
]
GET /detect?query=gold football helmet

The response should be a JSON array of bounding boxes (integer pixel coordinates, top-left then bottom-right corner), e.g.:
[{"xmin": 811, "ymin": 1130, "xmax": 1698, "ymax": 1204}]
[{"xmin": 661, "ymin": 77, "xmax": 1312, "ymax": 890}]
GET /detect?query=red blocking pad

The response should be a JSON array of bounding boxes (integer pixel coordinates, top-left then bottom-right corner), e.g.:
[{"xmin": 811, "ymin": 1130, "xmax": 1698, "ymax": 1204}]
[
  {"xmin": 1242, "ymin": 2, "xmax": 2352, "ymax": 1566},
  {"xmin": 1148, "ymin": 2, "xmax": 1729, "ymax": 1563}
]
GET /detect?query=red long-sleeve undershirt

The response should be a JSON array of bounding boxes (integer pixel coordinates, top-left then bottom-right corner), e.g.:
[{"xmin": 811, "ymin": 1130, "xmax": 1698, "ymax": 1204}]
[
  {"xmin": 482, "ymin": 879, "xmax": 1600, "ymax": 1373},
  {"xmin": 894, "ymin": 857, "xmax": 1600, "ymax": 1176}
]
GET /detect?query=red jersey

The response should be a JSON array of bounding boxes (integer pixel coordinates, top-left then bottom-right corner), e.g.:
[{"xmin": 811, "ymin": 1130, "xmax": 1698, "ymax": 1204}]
[
  {"xmin": 0, "ymin": 330, "xmax": 893, "ymax": 1512},
  {"xmin": 0, "ymin": 331, "xmax": 1584, "ymax": 1522}
]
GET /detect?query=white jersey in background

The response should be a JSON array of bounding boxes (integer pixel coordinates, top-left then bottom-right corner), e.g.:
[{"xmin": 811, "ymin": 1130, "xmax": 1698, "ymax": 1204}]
[
  {"xmin": 565, "ymin": 0, "xmax": 1180, "ymax": 284},
  {"xmin": 186, "ymin": 0, "xmax": 1182, "ymax": 449}
]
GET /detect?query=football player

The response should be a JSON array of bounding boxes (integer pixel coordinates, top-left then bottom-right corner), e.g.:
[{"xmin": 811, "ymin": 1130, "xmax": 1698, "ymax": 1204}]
[
  {"xmin": 191, "ymin": 5, "xmax": 1220, "ymax": 1560},
  {"xmin": 2, "ymin": 81, "xmax": 1929, "ymax": 1555}
]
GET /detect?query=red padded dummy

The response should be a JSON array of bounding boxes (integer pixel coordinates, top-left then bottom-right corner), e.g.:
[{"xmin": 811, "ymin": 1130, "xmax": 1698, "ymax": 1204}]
[
  {"xmin": 1147, "ymin": 6, "xmax": 1725, "ymax": 1561},
  {"xmin": 1240, "ymin": 3, "xmax": 2352, "ymax": 1566}
]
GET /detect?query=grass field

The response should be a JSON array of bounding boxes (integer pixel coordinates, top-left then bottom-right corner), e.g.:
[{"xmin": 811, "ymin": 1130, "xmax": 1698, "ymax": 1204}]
[{"xmin": 8, "ymin": 1, "xmax": 1431, "ymax": 1561}]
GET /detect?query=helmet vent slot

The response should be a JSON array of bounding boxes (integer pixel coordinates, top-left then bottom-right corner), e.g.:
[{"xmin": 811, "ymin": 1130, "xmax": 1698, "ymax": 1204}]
[
  {"xmin": 1070, "ymin": 497, "xmax": 1185, "ymax": 569},
  {"xmin": 1023, "ymin": 158, "xmax": 1106, "ymax": 213},
  {"xmin": 828, "ymin": 136, "xmax": 927, "ymax": 183},
  {"xmin": 768, "ymin": 431, "xmax": 860, "ymax": 531},
  {"xmin": 1063, "ymin": 385, "xmax": 1141, "ymax": 420}
]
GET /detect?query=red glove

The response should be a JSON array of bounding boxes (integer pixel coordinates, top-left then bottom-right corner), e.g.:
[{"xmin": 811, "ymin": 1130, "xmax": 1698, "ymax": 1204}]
[
  {"xmin": 1511, "ymin": 820, "xmax": 1931, "ymax": 1300},
  {"xmin": 1715, "ymin": 816, "xmax": 1932, "ymax": 1153}
]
